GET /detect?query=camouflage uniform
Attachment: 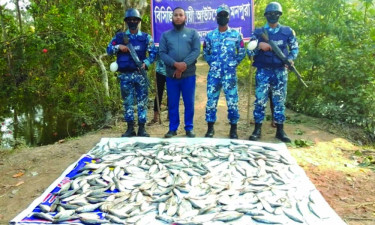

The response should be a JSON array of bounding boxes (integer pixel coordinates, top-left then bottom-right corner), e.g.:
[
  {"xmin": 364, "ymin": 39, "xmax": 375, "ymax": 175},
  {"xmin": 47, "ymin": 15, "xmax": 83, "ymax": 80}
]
[
  {"xmin": 107, "ymin": 30, "xmax": 156, "ymax": 124},
  {"xmin": 247, "ymin": 23, "xmax": 298, "ymax": 124},
  {"xmin": 203, "ymin": 28, "xmax": 246, "ymax": 124}
]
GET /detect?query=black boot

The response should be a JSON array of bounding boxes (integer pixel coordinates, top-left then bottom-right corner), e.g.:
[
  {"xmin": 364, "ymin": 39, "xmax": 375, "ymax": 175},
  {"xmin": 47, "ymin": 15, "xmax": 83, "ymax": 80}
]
[
  {"xmin": 137, "ymin": 123, "xmax": 150, "ymax": 137},
  {"xmin": 186, "ymin": 130, "xmax": 196, "ymax": 138},
  {"xmin": 122, "ymin": 121, "xmax": 136, "ymax": 137},
  {"xmin": 249, "ymin": 123, "xmax": 262, "ymax": 141},
  {"xmin": 205, "ymin": 122, "xmax": 215, "ymax": 138},
  {"xmin": 164, "ymin": 130, "xmax": 177, "ymax": 138},
  {"xmin": 229, "ymin": 123, "xmax": 238, "ymax": 139},
  {"xmin": 275, "ymin": 123, "xmax": 291, "ymax": 143}
]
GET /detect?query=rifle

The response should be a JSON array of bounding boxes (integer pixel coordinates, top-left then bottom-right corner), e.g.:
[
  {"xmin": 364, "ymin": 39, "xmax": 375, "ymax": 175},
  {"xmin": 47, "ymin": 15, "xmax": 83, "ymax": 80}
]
[
  {"xmin": 123, "ymin": 34, "xmax": 150, "ymax": 87},
  {"xmin": 261, "ymin": 32, "xmax": 308, "ymax": 88}
]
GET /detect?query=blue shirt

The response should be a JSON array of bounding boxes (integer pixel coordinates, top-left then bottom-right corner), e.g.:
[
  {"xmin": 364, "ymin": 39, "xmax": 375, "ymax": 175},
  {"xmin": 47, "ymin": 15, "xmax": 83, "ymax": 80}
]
[
  {"xmin": 247, "ymin": 23, "xmax": 298, "ymax": 61},
  {"xmin": 203, "ymin": 27, "xmax": 246, "ymax": 68},
  {"xmin": 107, "ymin": 29, "xmax": 157, "ymax": 68}
]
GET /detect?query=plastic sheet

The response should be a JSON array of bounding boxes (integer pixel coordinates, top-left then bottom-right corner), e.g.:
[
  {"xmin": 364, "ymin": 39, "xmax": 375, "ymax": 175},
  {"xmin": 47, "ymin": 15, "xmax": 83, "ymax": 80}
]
[{"xmin": 10, "ymin": 137, "xmax": 347, "ymax": 225}]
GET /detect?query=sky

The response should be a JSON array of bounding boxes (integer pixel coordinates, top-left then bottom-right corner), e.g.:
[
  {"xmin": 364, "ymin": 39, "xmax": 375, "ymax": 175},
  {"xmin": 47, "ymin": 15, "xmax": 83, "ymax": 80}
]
[{"xmin": 0, "ymin": 0, "xmax": 30, "ymax": 10}]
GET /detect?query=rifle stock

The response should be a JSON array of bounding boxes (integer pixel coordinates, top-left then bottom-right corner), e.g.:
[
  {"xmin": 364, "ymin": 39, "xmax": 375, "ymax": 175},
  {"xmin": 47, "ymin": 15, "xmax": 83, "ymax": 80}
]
[{"xmin": 261, "ymin": 33, "xmax": 308, "ymax": 88}]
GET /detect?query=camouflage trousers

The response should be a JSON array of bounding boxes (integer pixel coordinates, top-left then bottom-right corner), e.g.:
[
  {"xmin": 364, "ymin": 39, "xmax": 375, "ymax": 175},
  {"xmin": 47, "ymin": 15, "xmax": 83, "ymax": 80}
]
[
  {"xmin": 119, "ymin": 72, "xmax": 148, "ymax": 124},
  {"xmin": 206, "ymin": 71, "xmax": 240, "ymax": 124},
  {"xmin": 253, "ymin": 67, "xmax": 288, "ymax": 124}
]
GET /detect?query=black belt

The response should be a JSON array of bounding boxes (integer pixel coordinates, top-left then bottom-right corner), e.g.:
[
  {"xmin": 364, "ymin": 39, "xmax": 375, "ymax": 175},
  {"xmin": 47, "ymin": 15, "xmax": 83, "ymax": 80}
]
[{"xmin": 119, "ymin": 69, "xmax": 138, "ymax": 73}]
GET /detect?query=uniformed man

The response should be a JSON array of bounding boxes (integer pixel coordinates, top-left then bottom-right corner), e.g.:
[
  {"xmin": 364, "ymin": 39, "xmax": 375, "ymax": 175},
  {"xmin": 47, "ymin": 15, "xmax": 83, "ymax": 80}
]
[
  {"xmin": 203, "ymin": 4, "xmax": 246, "ymax": 139},
  {"xmin": 247, "ymin": 2, "xmax": 299, "ymax": 142},
  {"xmin": 107, "ymin": 8, "xmax": 156, "ymax": 137}
]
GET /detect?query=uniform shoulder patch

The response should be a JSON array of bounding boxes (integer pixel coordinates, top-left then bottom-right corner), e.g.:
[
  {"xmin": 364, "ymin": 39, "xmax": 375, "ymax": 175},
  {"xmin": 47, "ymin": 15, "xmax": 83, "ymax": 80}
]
[{"xmin": 240, "ymin": 40, "xmax": 244, "ymax": 48}]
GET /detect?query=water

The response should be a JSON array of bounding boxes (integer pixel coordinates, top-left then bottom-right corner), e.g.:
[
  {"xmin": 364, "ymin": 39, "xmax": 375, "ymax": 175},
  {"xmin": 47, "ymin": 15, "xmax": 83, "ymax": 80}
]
[{"xmin": 0, "ymin": 103, "xmax": 88, "ymax": 150}]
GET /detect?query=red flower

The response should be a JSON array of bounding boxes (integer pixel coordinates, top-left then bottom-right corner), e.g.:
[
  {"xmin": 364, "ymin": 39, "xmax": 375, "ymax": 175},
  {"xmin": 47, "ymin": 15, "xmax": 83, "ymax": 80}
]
[{"xmin": 42, "ymin": 49, "xmax": 48, "ymax": 53}]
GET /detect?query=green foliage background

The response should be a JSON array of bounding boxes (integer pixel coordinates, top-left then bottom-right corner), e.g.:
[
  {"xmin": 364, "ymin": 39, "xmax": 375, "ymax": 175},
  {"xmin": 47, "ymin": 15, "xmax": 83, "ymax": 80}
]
[
  {"xmin": 0, "ymin": 0, "xmax": 374, "ymax": 145},
  {"xmin": 237, "ymin": 0, "xmax": 375, "ymax": 144}
]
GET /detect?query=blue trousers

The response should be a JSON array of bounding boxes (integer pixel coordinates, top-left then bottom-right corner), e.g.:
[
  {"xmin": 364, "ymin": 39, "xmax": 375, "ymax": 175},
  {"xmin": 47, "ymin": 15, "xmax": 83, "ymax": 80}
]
[
  {"xmin": 253, "ymin": 67, "xmax": 288, "ymax": 124},
  {"xmin": 166, "ymin": 75, "xmax": 196, "ymax": 132}
]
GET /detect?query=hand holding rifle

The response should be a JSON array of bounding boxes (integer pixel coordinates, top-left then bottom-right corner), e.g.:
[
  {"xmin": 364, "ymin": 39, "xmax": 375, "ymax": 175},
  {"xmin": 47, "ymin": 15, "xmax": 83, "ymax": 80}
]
[
  {"xmin": 260, "ymin": 32, "xmax": 308, "ymax": 88},
  {"xmin": 122, "ymin": 34, "xmax": 150, "ymax": 87}
]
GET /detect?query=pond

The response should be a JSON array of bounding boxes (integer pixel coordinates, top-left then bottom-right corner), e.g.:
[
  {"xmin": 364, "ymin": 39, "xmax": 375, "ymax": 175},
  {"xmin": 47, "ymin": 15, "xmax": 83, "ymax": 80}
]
[{"xmin": 0, "ymin": 103, "xmax": 88, "ymax": 150}]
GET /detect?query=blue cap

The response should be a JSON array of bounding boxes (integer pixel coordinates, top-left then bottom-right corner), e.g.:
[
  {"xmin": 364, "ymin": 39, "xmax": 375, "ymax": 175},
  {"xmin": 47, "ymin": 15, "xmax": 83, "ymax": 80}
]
[{"xmin": 217, "ymin": 4, "xmax": 230, "ymax": 14}]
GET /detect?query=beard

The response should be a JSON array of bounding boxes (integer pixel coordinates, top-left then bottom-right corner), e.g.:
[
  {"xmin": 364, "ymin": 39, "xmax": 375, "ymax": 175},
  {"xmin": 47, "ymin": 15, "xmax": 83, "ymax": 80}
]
[{"xmin": 172, "ymin": 21, "xmax": 186, "ymax": 30}]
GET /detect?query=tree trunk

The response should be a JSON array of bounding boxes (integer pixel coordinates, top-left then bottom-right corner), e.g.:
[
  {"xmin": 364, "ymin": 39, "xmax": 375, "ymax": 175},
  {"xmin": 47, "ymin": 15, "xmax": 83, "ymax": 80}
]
[
  {"xmin": 91, "ymin": 52, "xmax": 112, "ymax": 125},
  {"xmin": 364, "ymin": 3, "xmax": 368, "ymax": 24},
  {"xmin": 15, "ymin": 0, "xmax": 23, "ymax": 34},
  {"xmin": 0, "ymin": 6, "xmax": 15, "ymax": 83},
  {"xmin": 94, "ymin": 53, "xmax": 110, "ymax": 97},
  {"xmin": 13, "ymin": 106, "xmax": 19, "ymax": 146}
]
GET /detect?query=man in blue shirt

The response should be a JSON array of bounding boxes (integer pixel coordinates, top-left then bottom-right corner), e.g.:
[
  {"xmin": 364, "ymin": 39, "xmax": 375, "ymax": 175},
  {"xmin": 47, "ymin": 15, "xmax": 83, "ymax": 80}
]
[
  {"xmin": 107, "ymin": 8, "xmax": 156, "ymax": 137},
  {"xmin": 247, "ymin": 2, "xmax": 298, "ymax": 142},
  {"xmin": 203, "ymin": 4, "xmax": 246, "ymax": 139}
]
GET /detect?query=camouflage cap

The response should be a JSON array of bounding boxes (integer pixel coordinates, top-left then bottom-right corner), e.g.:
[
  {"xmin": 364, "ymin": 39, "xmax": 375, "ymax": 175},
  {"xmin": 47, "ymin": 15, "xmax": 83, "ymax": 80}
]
[{"xmin": 216, "ymin": 4, "xmax": 230, "ymax": 15}]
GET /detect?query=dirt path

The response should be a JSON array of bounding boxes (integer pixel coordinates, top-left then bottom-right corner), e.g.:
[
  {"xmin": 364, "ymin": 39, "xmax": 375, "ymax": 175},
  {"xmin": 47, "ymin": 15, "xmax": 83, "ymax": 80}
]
[{"xmin": 0, "ymin": 61, "xmax": 374, "ymax": 224}]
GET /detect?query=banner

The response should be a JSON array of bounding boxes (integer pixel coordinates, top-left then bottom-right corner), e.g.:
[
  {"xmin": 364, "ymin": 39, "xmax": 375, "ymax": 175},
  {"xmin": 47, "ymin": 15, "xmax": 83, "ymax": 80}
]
[{"xmin": 151, "ymin": 0, "xmax": 254, "ymax": 44}]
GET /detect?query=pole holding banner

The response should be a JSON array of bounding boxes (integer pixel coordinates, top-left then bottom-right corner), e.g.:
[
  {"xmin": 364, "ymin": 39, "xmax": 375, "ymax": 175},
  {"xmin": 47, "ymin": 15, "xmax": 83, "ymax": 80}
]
[
  {"xmin": 154, "ymin": 70, "xmax": 162, "ymax": 124},
  {"xmin": 247, "ymin": 56, "xmax": 254, "ymax": 124}
]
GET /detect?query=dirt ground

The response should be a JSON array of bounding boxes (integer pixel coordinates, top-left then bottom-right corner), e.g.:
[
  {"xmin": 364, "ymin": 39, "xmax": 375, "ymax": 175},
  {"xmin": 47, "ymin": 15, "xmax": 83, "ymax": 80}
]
[{"xmin": 0, "ymin": 61, "xmax": 374, "ymax": 224}]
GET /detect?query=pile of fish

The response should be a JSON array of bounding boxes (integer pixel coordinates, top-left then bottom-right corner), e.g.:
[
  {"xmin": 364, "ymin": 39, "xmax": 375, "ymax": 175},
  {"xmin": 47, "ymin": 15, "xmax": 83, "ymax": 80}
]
[{"xmin": 32, "ymin": 140, "xmax": 334, "ymax": 224}]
